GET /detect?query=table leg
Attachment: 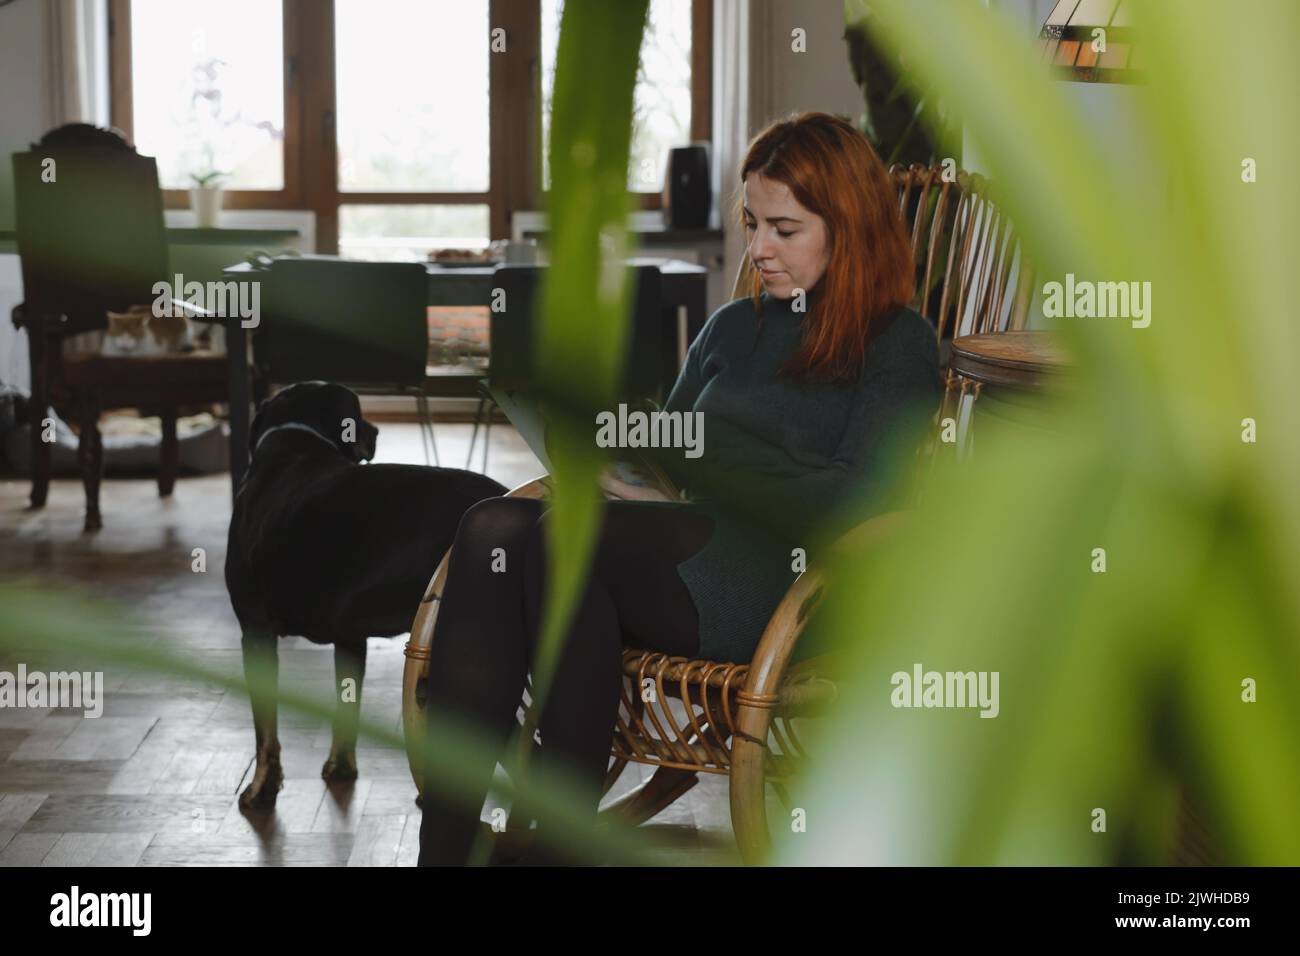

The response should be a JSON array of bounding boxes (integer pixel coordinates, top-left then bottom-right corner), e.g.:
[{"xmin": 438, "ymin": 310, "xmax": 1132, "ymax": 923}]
[
  {"xmin": 659, "ymin": 304, "xmax": 681, "ymax": 402},
  {"xmin": 158, "ymin": 408, "xmax": 178, "ymax": 497},
  {"xmin": 27, "ymin": 328, "xmax": 50, "ymax": 509},
  {"xmin": 683, "ymin": 277, "xmax": 707, "ymax": 349},
  {"xmin": 661, "ymin": 276, "xmax": 707, "ymax": 398}
]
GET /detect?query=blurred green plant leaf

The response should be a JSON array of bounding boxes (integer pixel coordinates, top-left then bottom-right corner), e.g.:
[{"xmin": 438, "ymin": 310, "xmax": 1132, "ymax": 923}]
[
  {"xmin": 772, "ymin": 0, "xmax": 1300, "ymax": 866},
  {"xmin": 531, "ymin": 0, "xmax": 648, "ymax": 704}
]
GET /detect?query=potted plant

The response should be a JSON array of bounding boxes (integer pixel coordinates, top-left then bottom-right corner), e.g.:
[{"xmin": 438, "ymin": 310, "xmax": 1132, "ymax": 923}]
[
  {"xmin": 844, "ymin": 0, "xmax": 961, "ymax": 167},
  {"xmin": 189, "ymin": 169, "xmax": 228, "ymax": 228}
]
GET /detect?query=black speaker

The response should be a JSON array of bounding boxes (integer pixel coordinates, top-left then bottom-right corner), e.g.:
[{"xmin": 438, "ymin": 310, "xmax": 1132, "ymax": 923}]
[{"xmin": 661, "ymin": 144, "xmax": 711, "ymax": 229}]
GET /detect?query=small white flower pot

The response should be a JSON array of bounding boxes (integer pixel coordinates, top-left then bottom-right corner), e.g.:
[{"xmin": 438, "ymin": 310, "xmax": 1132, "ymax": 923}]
[{"xmin": 190, "ymin": 186, "xmax": 224, "ymax": 228}]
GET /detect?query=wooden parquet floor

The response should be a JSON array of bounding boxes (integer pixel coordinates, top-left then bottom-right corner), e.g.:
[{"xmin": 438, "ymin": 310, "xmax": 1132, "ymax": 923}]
[{"xmin": 0, "ymin": 422, "xmax": 738, "ymax": 866}]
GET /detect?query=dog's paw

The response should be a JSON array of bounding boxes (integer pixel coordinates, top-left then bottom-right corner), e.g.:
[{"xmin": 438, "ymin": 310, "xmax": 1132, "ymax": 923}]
[
  {"xmin": 321, "ymin": 751, "xmax": 358, "ymax": 782},
  {"xmin": 239, "ymin": 758, "xmax": 284, "ymax": 810}
]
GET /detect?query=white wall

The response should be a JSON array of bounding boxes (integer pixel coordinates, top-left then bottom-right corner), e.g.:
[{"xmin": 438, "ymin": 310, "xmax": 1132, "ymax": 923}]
[
  {"xmin": 710, "ymin": 0, "xmax": 867, "ymax": 301},
  {"xmin": 0, "ymin": 0, "xmax": 52, "ymax": 231},
  {"xmin": 964, "ymin": 0, "xmax": 1155, "ymax": 329},
  {"xmin": 749, "ymin": 0, "xmax": 864, "ymax": 130},
  {"xmin": 0, "ymin": 0, "xmax": 53, "ymax": 388},
  {"xmin": 971, "ymin": 0, "xmax": 1152, "ymax": 180}
]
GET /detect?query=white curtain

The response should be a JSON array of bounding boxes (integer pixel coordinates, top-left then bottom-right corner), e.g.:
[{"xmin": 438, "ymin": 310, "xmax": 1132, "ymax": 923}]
[
  {"xmin": 711, "ymin": 0, "xmax": 757, "ymax": 297},
  {"xmin": 45, "ymin": 0, "xmax": 110, "ymax": 129}
]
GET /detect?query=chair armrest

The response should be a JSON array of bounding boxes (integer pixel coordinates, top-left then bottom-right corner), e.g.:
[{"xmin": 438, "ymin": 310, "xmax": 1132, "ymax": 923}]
[
  {"xmin": 740, "ymin": 567, "xmax": 829, "ymax": 702},
  {"xmin": 739, "ymin": 509, "xmax": 912, "ymax": 702},
  {"xmin": 11, "ymin": 303, "xmax": 63, "ymax": 333},
  {"xmin": 827, "ymin": 509, "xmax": 910, "ymax": 559},
  {"xmin": 504, "ymin": 475, "xmax": 554, "ymax": 499},
  {"xmin": 505, "ymin": 473, "xmax": 640, "ymax": 503}
]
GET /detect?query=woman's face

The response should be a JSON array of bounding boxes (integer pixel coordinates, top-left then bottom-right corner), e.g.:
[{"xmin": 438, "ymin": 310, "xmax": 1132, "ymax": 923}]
[{"xmin": 743, "ymin": 172, "xmax": 831, "ymax": 300}]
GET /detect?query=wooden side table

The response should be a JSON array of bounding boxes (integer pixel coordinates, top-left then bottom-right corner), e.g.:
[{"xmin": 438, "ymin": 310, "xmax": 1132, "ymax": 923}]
[{"xmin": 948, "ymin": 331, "xmax": 1072, "ymax": 435}]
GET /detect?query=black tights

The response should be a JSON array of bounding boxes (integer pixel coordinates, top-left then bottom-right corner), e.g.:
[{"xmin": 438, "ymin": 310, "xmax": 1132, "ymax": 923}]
[{"xmin": 417, "ymin": 496, "xmax": 714, "ymax": 865}]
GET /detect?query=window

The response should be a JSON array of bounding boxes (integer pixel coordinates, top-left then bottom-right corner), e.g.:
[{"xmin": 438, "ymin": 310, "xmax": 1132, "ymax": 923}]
[
  {"xmin": 110, "ymin": 0, "xmax": 301, "ymax": 208},
  {"xmin": 333, "ymin": 0, "xmax": 492, "ymax": 258},
  {"xmin": 335, "ymin": 0, "xmax": 490, "ymax": 194},
  {"xmin": 338, "ymin": 205, "xmax": 491, "ymax": 262},
  {"xmin": 541, "ymin": 0, "xmax": 695, "ymax": 194},
  {"xmin": 110, "ymin": 0, "xmax": 711, "ymax": 253},
  {"xmin": 128, "ymin": 0, "xmax": 286, "ymax": 191}
]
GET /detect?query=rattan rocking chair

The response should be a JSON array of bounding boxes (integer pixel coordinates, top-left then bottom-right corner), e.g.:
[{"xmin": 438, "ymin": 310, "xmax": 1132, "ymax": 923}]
[{"xmin": 401, "ymin": 164, "xmax": 1034, "ymax": 863}]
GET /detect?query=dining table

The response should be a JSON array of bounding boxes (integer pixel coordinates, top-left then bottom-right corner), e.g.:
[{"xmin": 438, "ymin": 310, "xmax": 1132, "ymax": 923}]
[{"xmin": 212, "ymin": 255, "xmax": 710, "ymax": 499}]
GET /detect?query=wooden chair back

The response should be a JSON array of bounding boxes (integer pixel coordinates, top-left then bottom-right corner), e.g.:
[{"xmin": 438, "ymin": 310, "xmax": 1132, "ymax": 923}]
[
  {"xmin": 891, "ymin": 163, "xmax": 1033, "ymax": 344},
  {"xmin": 259, "ymin": 257, "xmax": 429, "ymax": 391},
  {"xmin": 489, "ymin": 263, "xmax": 666, "ymax": 401},
  {"xmin": 12, "ymin": 125, "xmax": 169, "ymax": 336}
]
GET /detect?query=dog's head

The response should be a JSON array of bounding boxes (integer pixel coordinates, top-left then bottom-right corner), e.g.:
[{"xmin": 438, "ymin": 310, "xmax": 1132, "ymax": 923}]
[{"xmin": 249, "ymin": 381, "xmax": 379, "ymax": 463}]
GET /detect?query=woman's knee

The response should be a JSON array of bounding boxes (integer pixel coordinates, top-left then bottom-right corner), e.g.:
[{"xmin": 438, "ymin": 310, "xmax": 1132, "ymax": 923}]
[{"xmin": 454, "ymin": 496, "xmax": 542, "ymax": 559}]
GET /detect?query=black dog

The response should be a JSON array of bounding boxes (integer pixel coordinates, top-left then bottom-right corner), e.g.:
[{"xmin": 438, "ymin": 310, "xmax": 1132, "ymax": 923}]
[{"xmin": 225, "ymin": 382, "xmax": 506, "ymax": 808}]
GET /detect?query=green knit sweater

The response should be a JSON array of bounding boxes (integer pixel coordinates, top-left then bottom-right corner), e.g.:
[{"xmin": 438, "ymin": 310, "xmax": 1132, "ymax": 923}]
[{"xmin": 656, "ymin": 290, "xmax": 941, "ymax": 664}]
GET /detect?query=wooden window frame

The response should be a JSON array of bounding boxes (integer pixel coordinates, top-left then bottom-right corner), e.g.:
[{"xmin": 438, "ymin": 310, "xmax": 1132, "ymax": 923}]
[
  {"xmin": 537, "ymin": 0, "xmax": 713, "ymax": 212},
  {"xmin": 109, "ymin": 0, "xmax": 307, "ymax": 210},
  {"xmin": 636, "ymin": 0, "xmax": 713, "ymax": 210},
  {"xmin": 110, "ymin": 0, "xmax": 712, "ymax": 253}
]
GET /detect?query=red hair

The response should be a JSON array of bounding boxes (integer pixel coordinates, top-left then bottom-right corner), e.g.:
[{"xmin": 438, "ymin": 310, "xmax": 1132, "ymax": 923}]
[{"xmin": 738, "ymin": 111, "xmax": 913, "ymax": 383}]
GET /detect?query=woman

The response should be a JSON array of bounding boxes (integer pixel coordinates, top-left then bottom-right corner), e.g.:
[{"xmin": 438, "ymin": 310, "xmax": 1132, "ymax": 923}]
[{"xmin": 418, "ymin": 111, "xmax": 940, "ymax": 865}]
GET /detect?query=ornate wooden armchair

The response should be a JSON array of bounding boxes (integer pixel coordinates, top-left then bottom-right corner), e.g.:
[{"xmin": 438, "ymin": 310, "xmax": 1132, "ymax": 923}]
[
  {"xmin": 402, "ymin": 164, "xmax": 1034, "ymax": 863},
  {"xmin": 11, "ymin": 124, "xmax": 228, "ymax": 530}
]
